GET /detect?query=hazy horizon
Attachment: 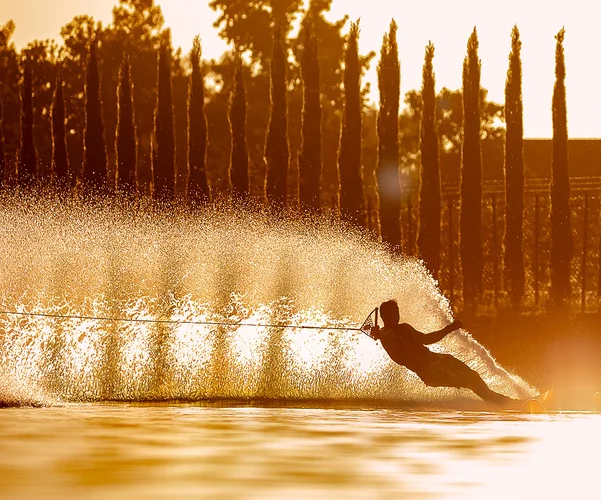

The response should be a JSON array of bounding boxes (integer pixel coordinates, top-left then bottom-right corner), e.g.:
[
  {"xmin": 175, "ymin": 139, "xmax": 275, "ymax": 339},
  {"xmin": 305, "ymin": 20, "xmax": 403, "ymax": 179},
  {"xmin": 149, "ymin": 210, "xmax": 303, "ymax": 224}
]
[{"xmin": 2, "ymin": 0, "xmax": 600, "ymax": 139}]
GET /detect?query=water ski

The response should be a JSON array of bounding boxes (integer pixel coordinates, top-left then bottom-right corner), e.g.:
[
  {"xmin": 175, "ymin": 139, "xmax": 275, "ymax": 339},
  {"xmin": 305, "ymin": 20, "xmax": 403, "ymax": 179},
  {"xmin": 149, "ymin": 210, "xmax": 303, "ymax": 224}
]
[{"xmin": 520, "ymin": 388, "xmax": 553, "ymax": 413}]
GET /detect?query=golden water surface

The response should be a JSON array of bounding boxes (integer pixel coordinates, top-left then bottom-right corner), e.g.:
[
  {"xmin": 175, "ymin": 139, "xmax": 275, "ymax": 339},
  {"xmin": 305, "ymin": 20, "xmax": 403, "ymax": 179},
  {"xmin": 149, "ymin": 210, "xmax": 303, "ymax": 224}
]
[{"xmin": 1, "ymin": 406, "xmax": 597, "ymax": 499}]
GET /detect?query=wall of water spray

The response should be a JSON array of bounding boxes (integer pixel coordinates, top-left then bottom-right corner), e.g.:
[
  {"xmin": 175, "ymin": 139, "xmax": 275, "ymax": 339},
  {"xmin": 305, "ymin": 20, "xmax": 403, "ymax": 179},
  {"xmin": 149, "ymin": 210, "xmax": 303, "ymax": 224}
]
[{"xmin": 0, "ymin": 194, "xmax": 535, "ymax": 406}]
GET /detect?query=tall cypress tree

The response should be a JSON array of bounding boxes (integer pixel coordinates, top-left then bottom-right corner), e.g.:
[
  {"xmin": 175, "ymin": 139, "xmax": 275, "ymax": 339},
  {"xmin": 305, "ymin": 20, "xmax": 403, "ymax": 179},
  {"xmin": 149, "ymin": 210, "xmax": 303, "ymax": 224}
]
[
  {"xmin": 116, "ymin": 55, "xmax": 137, "ymax": 194},
  {"xmin": 51, "ymin": 74, "xmax": 69, "ymax": 185},
  {"xmin": 188, "ymin": 36, "xmax": 209, "ymax": 204},
  {"xmin": 550, "ymin": 28, "xmax": 572, "ymax": 309},
  {"xmin": 417, "ymin": 42, "xmax": 442, "ymax": 278},
  {"xmin": 376, "ymin": 19, "xmax": 402, "ymax": 250},
  {"xmin": 19, "ymin": 59, "xmax": 37, "ymax": 187},
  {"xmin": 504, "ymin": 26, "xmax": 525, "ymax": 308},
  {"xmin": 264, "ymin": 22, "xmax": 289, "ymax": 209},
  {"xmin": 83, "ymin": 39, "xmax": 108, "ymax": 192},
  {"xmin": 0, "ymin": 93, "xmax": 5, "ymax": 188},
  {"xmin": 338, "ymin": 21, "xmax": 365, "ymax": 227},
  {"xmin": 298, "ymin": 17, "xmax": 322, "ymax": 212},
  {"xmin": 154, "ymin": 40, "xmax": 176, "ymax": 202},
  {"xmin": 229, "ymin": 61, "xmax": 249, "ymax": 199},
  {"xmin": 460, "ymin": 28, "xmax": 483, "ymax": 310}
]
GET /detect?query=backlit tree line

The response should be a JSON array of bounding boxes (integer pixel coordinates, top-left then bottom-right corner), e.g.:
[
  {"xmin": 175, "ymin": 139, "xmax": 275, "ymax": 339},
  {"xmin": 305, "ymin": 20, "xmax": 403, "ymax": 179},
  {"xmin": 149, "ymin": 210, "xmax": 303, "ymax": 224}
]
[{"xmin": 0, "ymin": 0, "xmax": 580, "ymax": 313}]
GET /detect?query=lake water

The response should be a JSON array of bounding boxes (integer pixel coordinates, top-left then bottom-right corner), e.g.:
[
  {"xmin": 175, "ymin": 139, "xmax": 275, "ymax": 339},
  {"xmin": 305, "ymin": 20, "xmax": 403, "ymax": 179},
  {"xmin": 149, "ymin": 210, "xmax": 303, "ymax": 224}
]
[{"xmin": 1, "ymin": 405, "xmax": 598, "ymax": 499}]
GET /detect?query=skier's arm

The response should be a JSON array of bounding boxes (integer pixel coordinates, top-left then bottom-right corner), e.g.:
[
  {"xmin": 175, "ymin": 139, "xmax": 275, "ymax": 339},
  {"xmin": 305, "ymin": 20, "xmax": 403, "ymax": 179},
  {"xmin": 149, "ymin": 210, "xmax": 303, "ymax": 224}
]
[
  {"xmin": 418, "ymin": 320, "xmax": 463, "ymax": 345},
  {"xmin": 371, "ymin": 325, "xmax": 396, "ymax": 340}
]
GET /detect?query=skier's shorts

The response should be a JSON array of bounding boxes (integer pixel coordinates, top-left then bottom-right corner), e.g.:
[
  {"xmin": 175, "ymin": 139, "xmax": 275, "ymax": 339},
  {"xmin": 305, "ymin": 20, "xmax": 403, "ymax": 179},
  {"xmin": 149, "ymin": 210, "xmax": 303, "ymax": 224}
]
[{"xmin": 417, "ymin": 353, "xmax": 483, "ymax": 389}]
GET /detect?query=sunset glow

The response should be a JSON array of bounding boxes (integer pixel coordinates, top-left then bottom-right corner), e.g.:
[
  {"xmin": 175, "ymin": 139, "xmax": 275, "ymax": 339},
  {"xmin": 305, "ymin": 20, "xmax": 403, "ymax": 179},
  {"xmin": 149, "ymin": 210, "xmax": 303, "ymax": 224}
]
[{"xmin": 2, "ymin": 0, "xmax": 600, "ymax": 138}]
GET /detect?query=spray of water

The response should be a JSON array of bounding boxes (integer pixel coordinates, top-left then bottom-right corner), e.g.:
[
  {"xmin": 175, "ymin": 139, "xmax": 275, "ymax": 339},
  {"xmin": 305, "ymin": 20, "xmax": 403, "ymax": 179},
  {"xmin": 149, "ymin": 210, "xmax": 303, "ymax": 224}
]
[{"xmin": 0, "ymin": 194, "xmax": 535, "ymax": 406}]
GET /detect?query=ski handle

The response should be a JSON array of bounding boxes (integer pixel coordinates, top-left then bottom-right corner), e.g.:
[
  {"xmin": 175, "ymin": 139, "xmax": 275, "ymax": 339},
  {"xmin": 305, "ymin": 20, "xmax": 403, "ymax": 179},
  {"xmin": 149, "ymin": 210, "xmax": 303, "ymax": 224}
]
[{"xmin": 359, "ymin": 307, "xmax": 379, "ymax": 340}]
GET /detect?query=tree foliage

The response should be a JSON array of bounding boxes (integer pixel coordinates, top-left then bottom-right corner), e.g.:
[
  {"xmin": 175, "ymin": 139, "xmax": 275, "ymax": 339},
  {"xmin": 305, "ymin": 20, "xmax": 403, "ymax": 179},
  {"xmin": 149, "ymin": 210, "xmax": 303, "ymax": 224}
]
[
  {"xmin": 60, "ymin": 15, "xmax": 99, "ymax": 183},
  {"xmin": 56, "ymin": 3, "xmax": 166, "ymax": 193},
  {"xmin": 294, "ymin": 1, "xmax": 365, "ymax": 209},
  {"xmin": 376, "ymin": 20, "xmax": 401, "ymax": 250},
  {"xmin": 550, "ymin": 28, "xmax": 572, "ymax": 308},
  {"xmin": 171, "ymin": 48, "xmax": 189, "ymax": 197},
  {"xmin": 298, "ymin": 16, "xmax": 322, "ymax": 212},
  {"xmin": 229, "ymin": 61, "xmax": 250, "ymax": 199},
  {"xmin": 0, "ymin": 93, "xmax": 5, "ymax": 186},
  {"xmin": 264, "ymin": 23, "xmax": 289, "ymax": 209},
  {"xmin": 338, "ymin": 21, "xmax": 365, "ymax": 227},
  {"xmin": 153, "ymin": 39, "xmax": 175, "ymax": 201},
  {"xmin": 0, "ymin": 21, "xmax": 22, "ymax": 179},
  {"xmin": 83, "ymin": 38, "xmax": 108, "ymax": 191},
  {"xmin": 399, "ymin": 87, "xmax": 503, "ymax": 183},
  {"xmin": 209, "ymin": 0, "xmax": 303, "ymax": 68},
  {"xmin": 460, "ymin": 28, "xmax": 483, "ymax": 310},
  {"xmin": 20, "ymin": 59, "xmax": 38, "ymax": 186},
  {"xmin": 21, "ymin": 39, "xmax": 59, "ymax": 182},
  {"xmin": 504, "ymin": 26, "xmax": 525, "ymax": 307},
  {"xmin": 417, "ymin": 42, "xmax": 442, "ymax": 279},
  {"xmin": 210, "ymin": 0, "xmax": 371, "ymax": 208},
  {"xmin": 116, "ymin": 55, "xmax": 137, "ymax": 193},
  {"xmin": 104, "ymin": 0, "xmax": 166, "ymax": 188},
  {"xmin": 51, "ymin": 74, "xmax": 70, "ymax": 184},
  {"xmin": 188, "ymin": 36, "xmax": 210, "ymax": 204}
]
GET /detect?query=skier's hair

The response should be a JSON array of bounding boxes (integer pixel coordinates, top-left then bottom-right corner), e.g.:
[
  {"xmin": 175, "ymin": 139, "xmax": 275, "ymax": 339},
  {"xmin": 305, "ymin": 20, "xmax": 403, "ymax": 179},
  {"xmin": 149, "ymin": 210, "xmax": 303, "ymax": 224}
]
[{"xmin": 379, "ymin": 299, "xmax": 399, "ymax": 326}]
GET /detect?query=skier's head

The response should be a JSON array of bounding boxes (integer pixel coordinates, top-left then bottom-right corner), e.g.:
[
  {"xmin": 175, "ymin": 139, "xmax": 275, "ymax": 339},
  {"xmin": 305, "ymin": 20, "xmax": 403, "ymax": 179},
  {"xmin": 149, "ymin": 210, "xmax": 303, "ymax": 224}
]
[{"xmin": 379, "ymin": 299, "xmax": 399, "ymax": 327}]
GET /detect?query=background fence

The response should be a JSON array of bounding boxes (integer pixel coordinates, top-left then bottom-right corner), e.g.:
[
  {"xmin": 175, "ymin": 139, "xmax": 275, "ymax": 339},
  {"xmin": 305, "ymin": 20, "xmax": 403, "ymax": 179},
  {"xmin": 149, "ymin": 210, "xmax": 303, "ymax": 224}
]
[{"xmin": 368, "ymin": 177, "xmax": 601, "ymax": 312}]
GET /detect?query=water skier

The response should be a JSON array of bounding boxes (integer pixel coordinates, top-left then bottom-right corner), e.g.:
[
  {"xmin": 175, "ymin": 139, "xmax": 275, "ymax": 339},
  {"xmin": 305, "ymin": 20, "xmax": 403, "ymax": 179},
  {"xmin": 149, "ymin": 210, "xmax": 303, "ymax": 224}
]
[{"xmin": 371, "ymin": 299, "xmax": 515, "ymax": 405}]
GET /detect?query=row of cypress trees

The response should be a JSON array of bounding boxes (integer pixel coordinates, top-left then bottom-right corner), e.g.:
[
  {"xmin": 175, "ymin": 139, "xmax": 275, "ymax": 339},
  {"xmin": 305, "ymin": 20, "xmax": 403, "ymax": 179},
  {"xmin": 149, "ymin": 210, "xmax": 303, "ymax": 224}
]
[
  {"xmin": 374, "ymin": 23, "xmax": 572, "ymax": 311},
  {"xmin": 11, "ymin": 17, "xmax": 363, "ymax": 211},
  {"xmin": 14, "ymin": 32, "xmax": 232, "ymax": 203},
  {"xmin": 455, "ymin": 26, "xmax": 572, "ymax": 310},
  {"xmin": 2, "ymin": 19, "xmax": 575, "ymax": 310}
]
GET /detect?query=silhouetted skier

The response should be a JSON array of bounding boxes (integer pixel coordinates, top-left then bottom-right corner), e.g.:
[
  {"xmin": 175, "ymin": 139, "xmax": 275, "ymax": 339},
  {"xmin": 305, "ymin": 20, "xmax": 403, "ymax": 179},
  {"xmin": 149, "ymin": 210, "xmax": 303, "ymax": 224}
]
[{"xmin": 372, "ymin": 299, "xmax": 515, "ymax": 405}]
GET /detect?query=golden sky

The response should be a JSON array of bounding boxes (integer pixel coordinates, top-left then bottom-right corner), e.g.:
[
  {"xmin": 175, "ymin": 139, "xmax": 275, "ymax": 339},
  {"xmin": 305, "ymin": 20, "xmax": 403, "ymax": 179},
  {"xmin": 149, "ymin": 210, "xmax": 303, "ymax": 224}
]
[{"xmin": 1, "ymin": 0, "xmax": 599, "ymax": 138}]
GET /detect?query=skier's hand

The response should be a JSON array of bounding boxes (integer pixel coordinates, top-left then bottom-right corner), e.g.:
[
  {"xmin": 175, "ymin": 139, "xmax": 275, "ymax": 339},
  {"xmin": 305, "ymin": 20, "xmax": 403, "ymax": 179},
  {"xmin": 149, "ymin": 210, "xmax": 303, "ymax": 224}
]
[{"xmin": 370, "ymin": 325, "xmax": 381, "ymax": 339}]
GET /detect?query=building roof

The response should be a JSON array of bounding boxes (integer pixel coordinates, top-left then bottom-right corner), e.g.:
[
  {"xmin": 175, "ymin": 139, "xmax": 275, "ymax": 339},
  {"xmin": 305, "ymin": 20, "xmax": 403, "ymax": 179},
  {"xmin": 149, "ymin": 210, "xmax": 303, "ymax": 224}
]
[{"xmin": 523, "ymin": 139, "xmax": 601, "ymax": 179}]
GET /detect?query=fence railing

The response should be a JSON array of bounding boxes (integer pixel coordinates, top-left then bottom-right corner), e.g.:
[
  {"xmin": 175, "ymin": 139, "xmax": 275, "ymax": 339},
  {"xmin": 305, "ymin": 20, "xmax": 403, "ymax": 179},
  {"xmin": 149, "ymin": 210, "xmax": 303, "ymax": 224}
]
[{"xmin": 364, "ymin": 177, "xmax": 601, "ymax": 312}]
